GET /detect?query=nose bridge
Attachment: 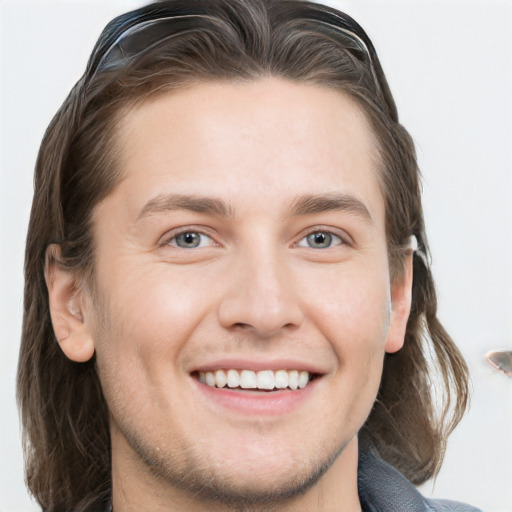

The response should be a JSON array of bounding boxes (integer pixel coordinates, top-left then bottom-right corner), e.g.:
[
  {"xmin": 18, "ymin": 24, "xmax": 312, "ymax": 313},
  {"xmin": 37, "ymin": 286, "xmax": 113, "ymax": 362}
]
[{"xmin": 218, "ymin": 239, "xmax": 303, "ymax": 337}]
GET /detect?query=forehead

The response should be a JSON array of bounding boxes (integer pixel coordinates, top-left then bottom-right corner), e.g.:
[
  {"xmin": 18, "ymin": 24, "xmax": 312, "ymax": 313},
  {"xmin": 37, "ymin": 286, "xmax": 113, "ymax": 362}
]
[{"xmin": 108, "ymin": 78, "xmax": 383, "ymax": 222}]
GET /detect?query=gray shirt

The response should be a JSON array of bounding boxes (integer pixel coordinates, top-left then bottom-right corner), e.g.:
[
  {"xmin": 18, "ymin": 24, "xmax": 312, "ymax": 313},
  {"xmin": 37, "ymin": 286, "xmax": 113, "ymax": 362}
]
[{"xmin": 358, "ymin": 450, "xmax": 483, "ymax": 512}]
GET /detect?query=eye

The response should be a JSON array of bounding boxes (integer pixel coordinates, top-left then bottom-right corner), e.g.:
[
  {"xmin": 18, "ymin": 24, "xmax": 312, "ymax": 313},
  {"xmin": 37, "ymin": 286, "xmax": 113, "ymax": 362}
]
[
  {"xmin": 297, "ymin": 231, "xmax": 343, "ymax": 249},
  {"xmin": 168, "ymin": 231, "xmax": 214, "ymax": 249}
]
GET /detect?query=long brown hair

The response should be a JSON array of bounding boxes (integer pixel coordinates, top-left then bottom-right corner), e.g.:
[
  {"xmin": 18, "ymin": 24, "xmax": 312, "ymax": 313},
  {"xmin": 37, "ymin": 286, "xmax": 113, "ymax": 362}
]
[{"xmin": 17, "ymin": 1, "xmax": 469, "ymax": 510}]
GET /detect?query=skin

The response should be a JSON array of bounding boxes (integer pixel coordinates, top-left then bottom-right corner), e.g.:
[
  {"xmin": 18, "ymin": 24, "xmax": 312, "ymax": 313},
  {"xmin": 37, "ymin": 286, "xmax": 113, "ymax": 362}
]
[{"xmin": 46, "ymin": 78, "xmax": 412, "ymax": 511}]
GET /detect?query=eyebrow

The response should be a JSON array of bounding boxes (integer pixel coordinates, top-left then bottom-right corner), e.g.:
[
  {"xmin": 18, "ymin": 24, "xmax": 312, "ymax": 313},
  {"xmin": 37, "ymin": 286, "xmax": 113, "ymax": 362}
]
[
  {"xmin": 289, "ymin": 192, "xmax": 373, "ymax": 224},
  {"xmin": 137, "ymin": 193, "xmax": 234, "ymax": 221},
  {"xmin": 136, "ymin": 191, "xmax": 373, "ymax": 224}
]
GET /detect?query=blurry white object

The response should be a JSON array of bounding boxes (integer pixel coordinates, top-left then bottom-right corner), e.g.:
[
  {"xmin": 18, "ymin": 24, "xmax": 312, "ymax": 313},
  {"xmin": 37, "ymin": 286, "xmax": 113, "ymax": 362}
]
[{"xmin": 487, "ymin": 350, "xmax": 512, "ymax": 377}]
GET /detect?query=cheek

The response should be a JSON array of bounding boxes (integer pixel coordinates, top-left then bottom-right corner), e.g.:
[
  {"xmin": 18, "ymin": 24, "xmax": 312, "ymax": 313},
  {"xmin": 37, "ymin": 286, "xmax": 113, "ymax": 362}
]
[
  {"xmin": 302, "ymin": 263, "xmax": 391, "ymax": 348},
  {"xmin": 300, "ymin": 264, "xmax": 390, "ymax": 411},
  {"xmin": 91, "ymin": 281, "xmax": 192, "ymax": 428},
  {"xmin": 94, "ymin": 262, "xmax": 213, "ymax": 353},
  {"xmin": 90, "ymin": 264, "xmax": 217, "ymax": 413}
]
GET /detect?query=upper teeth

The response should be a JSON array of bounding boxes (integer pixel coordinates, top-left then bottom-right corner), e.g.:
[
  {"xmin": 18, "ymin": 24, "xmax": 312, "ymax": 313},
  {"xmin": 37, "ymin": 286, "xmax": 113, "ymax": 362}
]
[{"xmin": 199, "ymin": 369, "xmax": 310, "ymax": 390}]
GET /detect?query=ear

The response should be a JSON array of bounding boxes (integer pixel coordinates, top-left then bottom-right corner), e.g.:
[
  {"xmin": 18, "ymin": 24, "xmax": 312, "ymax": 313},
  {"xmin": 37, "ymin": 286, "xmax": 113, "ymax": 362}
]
[
  {"xmin": 45, "ymin": 245, "xmax": 95, "ymax": 362},
  {"xmin": 385, "ymin": 253, "xmax": 414, "ymax": 354}
]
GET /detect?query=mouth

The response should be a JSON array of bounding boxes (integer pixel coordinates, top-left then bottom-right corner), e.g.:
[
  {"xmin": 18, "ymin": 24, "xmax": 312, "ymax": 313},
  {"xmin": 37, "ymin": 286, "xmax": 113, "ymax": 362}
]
[
  {"xmin": 191, "ymin": 364, "xmax": 324, "ymax": 415},
  {"xmin": 193, "ymin": 369, "xmax": 319, "ymax": 392}
]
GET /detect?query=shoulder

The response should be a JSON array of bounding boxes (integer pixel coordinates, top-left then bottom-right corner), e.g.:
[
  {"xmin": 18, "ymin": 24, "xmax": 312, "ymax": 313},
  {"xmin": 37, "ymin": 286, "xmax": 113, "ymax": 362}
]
[{"xmin": 358, "ymin": 450, "xmax": 483, "ymax": 512}]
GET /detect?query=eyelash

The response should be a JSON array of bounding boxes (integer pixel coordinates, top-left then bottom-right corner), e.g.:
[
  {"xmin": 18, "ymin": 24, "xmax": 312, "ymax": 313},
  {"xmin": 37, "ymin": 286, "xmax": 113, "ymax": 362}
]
[
  {"xmin": 296, "ymin": 230, "xmax": 345, "ymax": 249},
  {"xmin": 162, "ymin": 228, "xmax": 216, "ymax": 249},
  {"xmin": 161, "ymin": 227, "xmax": 350, "ymax": 250}
]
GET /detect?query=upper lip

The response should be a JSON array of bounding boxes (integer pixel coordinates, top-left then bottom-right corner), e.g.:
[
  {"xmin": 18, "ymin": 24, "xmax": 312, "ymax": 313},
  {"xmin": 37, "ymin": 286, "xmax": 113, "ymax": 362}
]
[{"xmin": 190, "ymin": 357, "xmax": 327, "ymax": 375}]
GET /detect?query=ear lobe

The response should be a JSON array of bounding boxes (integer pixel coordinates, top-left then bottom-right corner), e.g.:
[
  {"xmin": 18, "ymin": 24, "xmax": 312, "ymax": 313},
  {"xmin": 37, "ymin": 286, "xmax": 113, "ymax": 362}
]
[
  {"xmin": 385, "ymin": 253, "xmax": 414, "ymax": 354},
  {"xmin": 45, "ymin": 245, "xmax": 95, "ymax": 363}
]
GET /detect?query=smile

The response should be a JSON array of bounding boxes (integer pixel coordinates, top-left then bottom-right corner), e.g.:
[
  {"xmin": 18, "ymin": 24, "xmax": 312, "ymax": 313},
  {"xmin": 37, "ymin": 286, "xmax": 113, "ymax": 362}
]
[{"xmin": 198, "ymin": 369, "xmax": 312, "ymax": 391}]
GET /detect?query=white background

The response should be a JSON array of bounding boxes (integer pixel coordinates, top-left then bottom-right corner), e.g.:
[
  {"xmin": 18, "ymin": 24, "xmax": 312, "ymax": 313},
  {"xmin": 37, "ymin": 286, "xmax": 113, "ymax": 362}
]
[{"xmin": 1, "ymin": 1, "xmax": 511, "ymax": 511}]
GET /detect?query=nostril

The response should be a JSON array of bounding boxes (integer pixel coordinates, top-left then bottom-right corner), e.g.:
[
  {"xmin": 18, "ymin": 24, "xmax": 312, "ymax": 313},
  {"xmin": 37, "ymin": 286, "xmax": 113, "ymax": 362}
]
[{"xmin": 233, "ymin": 322, "xmax": 251, "ymax": 330}]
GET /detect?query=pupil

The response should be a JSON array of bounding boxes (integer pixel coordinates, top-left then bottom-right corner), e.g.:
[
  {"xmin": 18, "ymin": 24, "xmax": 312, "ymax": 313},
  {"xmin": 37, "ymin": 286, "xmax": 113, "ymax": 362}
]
[
  {"xmin": 178, "ymin": 232, "xmax": 200, "ymax": 247},
  {"xmin": 308, "ymin": 232, "xmax": 331, "ymax": 248}
]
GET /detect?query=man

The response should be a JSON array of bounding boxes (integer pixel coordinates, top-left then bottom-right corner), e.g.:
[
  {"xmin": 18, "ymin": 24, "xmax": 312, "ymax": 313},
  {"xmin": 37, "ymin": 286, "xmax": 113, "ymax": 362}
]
[{"xmin": 17, "ymin": 1, "xmax": 481, "ymax": 510}]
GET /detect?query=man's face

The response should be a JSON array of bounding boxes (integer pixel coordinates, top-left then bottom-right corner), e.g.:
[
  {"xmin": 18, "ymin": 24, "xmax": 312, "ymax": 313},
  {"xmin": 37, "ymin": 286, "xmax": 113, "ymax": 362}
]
[{"xmin": 82, "ymin": 78, "xmax": 409, "ymax": 505}]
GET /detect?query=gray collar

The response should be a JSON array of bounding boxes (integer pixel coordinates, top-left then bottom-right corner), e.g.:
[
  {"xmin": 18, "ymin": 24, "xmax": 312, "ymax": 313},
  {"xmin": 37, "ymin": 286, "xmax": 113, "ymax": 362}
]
[{"xmin": 358, "ymin": 450, "xmax": 429, "ymax": 512}]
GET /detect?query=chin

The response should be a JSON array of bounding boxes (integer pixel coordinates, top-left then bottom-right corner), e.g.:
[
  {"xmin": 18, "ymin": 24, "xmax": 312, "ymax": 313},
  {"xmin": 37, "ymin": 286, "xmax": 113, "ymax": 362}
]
[
  {"xmin": 159, "ymin": 451, "xmax": 339, "ymax": 509},
  {"xmin": 124, "ymin": 424, "xmax": 346, "ymax": 509}
]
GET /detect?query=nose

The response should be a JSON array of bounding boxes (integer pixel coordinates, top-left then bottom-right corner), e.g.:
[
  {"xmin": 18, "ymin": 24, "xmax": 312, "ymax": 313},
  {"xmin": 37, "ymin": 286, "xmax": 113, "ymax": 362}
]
[{"xmin": 217, "ymin": 246, "xmax": 304, "ymax": 338}]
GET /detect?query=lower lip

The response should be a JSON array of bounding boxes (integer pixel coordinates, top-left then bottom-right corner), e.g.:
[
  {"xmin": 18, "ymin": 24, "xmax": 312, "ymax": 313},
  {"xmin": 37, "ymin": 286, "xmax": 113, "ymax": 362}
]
[{"xmin": 192, "ymin": 377, "xmax": 319, "ymax": 416}]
